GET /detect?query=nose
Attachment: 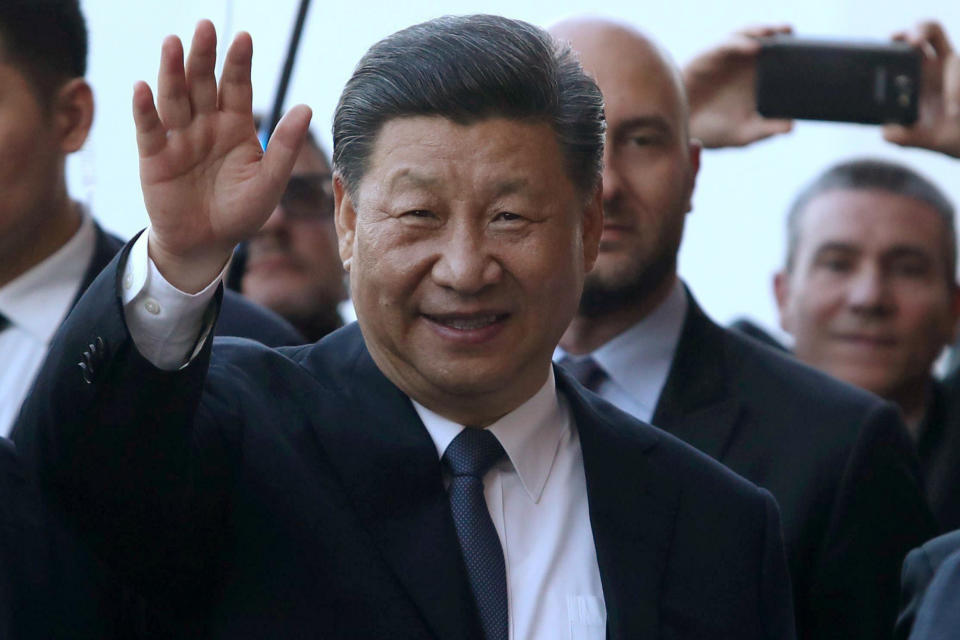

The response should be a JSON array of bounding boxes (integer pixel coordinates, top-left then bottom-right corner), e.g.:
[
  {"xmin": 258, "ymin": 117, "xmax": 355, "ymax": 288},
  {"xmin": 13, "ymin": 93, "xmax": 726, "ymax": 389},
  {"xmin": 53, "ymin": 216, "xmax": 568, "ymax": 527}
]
[
  {"xmin": 430, "ymin": 223, "xmax": 502, "ymax": 295},
  {"xmin": 847, "ymin": 265, "xmax": 894, "ymax": 317}
]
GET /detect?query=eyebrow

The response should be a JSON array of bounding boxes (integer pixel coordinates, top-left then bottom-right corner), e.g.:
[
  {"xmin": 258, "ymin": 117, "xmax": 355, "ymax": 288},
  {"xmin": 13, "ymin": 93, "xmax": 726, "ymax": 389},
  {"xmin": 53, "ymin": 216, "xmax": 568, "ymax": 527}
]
[
  {"xmin": 387, "ymin": 170, "xmax": 441, "ymax": 191},
  {"xmin": 611, "ymin": 115, "xmax": 674, "ymax": 138},
  {"xmin": 812, "ymin": 242, "xmax": 935, "ymax": 262}
]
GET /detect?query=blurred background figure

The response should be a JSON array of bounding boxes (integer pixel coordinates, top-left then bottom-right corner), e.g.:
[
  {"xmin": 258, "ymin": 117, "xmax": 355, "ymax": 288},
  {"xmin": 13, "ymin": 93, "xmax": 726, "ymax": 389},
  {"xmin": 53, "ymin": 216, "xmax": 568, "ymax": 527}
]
[
  {"xmin": 551, "ymin": 17, "xmax": 934, "ymax": 640},
  {"xmin": 773, "ymin": 159, "xmax": 960, "ymax": 531},
  {"xmin": 228, "ymin": 126, "xmax": 348, "ymax": 342}
]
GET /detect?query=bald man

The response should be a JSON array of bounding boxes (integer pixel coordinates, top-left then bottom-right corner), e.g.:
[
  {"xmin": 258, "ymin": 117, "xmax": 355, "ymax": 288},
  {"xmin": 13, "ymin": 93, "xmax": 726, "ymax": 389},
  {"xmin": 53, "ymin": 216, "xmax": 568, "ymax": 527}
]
[{"xmin": 552, "ymin": 19, "xmax": 935, "ymax": 640}]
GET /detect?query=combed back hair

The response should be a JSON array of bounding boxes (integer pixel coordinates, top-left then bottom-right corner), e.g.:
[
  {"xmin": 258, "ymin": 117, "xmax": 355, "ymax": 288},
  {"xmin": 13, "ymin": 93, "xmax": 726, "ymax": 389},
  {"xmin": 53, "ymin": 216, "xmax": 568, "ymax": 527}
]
[
  {"xmin": 785, "ymin": 158, "xmax": 957, "ymax": 281},
  {"xmin": 0, "ymin": 0, "xmax": 87, "ymax": 102},
  {"xmin": 332, "ymin": 14, "xmax": 605, "ymax": 199}
]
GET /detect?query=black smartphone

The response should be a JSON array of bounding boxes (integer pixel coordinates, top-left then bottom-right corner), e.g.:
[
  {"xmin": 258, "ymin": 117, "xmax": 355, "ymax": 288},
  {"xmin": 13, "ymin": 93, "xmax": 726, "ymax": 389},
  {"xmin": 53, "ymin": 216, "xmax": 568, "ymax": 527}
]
[{"xmin": 756, "ymin": 35, "xmax": 921, "ymax": 125}]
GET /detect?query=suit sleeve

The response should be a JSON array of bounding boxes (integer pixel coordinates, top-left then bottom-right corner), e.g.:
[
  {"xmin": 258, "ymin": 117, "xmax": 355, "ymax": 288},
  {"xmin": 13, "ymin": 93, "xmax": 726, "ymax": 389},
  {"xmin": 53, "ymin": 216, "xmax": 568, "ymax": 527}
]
[
  {"xmin": 759, "ymin": 488, "xmax": 798, "ymax": 640},
  {"xmin": 908, "ymin": 549, "xmax": 960, "ymax": 640},
  {"xmin": 12, "ymin": 241, "xmax": 233, "ymax": 605},
  {"xmin": 806, "ymin": 403, "xmax": 937, "ymax": 640},
  {"xmin": 895, "ymin": 546, "xmax": 937, "ymax": 640}
]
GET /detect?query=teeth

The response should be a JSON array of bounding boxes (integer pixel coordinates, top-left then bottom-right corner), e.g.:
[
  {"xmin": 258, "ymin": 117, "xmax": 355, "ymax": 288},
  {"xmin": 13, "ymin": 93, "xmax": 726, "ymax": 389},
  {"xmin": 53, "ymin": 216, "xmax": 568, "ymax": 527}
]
[{"xmin": 437, "ymin": 315, "xmax": 499, "ymax": 330}]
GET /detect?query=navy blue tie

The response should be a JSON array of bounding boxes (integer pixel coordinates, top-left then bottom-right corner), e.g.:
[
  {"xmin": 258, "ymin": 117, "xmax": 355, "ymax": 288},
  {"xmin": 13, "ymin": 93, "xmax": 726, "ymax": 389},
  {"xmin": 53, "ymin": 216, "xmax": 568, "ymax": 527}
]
[{"xmin": 443, "ymin": 428, "xmax": 508, "ymax": 640}]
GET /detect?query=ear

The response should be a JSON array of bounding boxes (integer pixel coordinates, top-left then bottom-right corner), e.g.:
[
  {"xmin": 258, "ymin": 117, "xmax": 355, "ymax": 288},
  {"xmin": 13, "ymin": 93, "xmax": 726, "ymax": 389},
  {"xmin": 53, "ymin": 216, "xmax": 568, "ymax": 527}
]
[
  {"xmin": 773, "ymin": 270, "xmax": 792, "ymax": 333},
  {"xmin": 54, "ymin": 78, "xmax": 94, "ymax": 153},
  {"xmin": 582, "ymin": 181, "xmax": 603, "ymax": 272},
  {"xmin": 683, "ymin": 139, "xmax": 702, "ymax": 214},
  {"xmin": 333, "ymin": 173, "xmax": 356, "ymax": 272}
]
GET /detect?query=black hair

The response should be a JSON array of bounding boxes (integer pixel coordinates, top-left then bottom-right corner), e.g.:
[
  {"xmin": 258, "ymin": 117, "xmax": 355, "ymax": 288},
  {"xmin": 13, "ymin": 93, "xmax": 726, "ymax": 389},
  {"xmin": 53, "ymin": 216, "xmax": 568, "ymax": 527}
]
[
  {"xmin": 0, "ymin": 0, "xmax": 87, "ymax": 102},
  {"xmin": 332, "ymin": 14, "xmax": 605, "ymax": 199}
]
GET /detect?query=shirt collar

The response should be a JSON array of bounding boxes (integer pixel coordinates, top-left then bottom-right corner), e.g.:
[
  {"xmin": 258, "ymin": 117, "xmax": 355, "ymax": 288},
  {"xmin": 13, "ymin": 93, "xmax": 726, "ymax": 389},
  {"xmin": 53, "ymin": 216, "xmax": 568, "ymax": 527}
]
[
  {"xmin": 413, "ymin": 366, "xmax": 566, "ymax": 504},
  {"xmin": 0, "ymin": 208, "xmax": 96, "ymax": 344},
  {"xmin": 555, "ymin": 278, "xmax": 688, "ymax": 416}
]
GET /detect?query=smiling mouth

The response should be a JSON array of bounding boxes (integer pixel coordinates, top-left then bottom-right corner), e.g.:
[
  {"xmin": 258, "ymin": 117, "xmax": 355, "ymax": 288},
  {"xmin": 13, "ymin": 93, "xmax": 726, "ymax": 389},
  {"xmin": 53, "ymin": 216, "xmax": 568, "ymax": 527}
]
[{"xmin": 423, "ymin": 313, "xmax": 509, "ymax": 331}]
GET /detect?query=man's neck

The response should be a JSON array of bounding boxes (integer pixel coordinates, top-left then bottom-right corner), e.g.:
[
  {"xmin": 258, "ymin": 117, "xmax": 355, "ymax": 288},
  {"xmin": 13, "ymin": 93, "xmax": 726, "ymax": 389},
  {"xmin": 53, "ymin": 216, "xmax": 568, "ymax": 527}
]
[
  {"xmin": 561, "ymin": 272, "xmax": 678, "ymax": 355},
  {"xmin": 0, "ymin": 193, "xmax": 81, "ymax": 288}
]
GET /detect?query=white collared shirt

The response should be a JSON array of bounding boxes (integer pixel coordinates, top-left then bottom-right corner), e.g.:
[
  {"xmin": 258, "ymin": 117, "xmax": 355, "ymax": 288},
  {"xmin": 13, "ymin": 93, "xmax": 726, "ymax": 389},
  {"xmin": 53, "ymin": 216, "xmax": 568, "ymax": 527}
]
[
  {"xmin": 414, "ymin": 372, "xmax": 605, "ymax": 640},
  {"xmin": 120, "ymin": 231, "xmax": 607, "ymax": 639},
  {"xmin": 555, "ymin": 279, "xmax": 687, "ymax": 422},
  {"xmin": 0, "ymin": 212, "xmax": 96, "ymax": 436}
]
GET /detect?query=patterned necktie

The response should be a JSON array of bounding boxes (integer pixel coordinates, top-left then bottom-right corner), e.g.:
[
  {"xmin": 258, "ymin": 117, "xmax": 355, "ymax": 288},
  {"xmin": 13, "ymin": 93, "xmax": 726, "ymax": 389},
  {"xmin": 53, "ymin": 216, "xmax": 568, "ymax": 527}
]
[
  {"xmin": 559, "ymin": 355, "xmax": 607, "ymax": 392},
  {"xmin": 443, "ymin": 428, "xmax": 509, "ymax": 640}
]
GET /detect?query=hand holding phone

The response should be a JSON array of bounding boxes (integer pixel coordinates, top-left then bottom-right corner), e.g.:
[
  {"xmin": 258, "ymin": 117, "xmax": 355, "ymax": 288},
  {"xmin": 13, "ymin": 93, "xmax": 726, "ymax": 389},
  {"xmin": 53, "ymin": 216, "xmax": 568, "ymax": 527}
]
[
  {"xmin": 683, "ymin": 25, "xmax": 794, "ymax": 148},
  {"xmin": 883, "ymin": 21, "xmax": 960, "ymax": 159}
]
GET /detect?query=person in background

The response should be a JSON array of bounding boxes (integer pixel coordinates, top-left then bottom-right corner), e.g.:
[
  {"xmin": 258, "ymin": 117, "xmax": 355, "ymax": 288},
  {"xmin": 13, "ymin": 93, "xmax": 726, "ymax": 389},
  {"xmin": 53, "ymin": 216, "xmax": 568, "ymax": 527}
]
[
  {"xmin": 550, "ymin": 17, "xmax": 935, "ymax": 639},
  {"xmin": 229, "ymin": 127, "xmax": 348, "ymax": 342},
  {"xmin": 0, "ymin": 0, "xmax": 303, "ymax": 441},
  {"xmin": 774, "ymin": 158, "xmax": 960, "ymax": 531}
]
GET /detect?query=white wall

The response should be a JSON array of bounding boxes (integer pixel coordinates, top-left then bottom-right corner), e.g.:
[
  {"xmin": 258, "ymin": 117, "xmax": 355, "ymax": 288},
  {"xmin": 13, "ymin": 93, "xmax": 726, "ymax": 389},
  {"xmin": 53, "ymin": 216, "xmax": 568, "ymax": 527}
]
[{"xmin": 75, "ymin": 0, "xmax": 960, "ymax": 335}]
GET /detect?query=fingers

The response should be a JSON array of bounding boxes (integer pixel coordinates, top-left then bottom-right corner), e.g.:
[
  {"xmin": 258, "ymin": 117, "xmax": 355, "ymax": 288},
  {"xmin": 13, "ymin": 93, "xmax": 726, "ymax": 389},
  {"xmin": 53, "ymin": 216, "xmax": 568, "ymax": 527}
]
[
  {"xmin": 156, "ymin": 36, "xmax": 191, "ymax": 130},
  {"xmin": 132, "ymin": 81, "xmax": 166, "ymax": 158},
  {"xmin": 912, "ymin": 21, "xmax": 954, "ymax": 58},
  {"xmin": 258, "ymin": 104, "xmax": 313, "ymax": 197},
  {"xmin": 219, "ymin": 32, "xmax": 254, "ymax": 114},
  {"xmin": 736, "ymin": 24, "xmax": 793, "ymax": 40},
  {"xmin": 185, "ymin": 20, "xmax": 218, "ymax": 115}
]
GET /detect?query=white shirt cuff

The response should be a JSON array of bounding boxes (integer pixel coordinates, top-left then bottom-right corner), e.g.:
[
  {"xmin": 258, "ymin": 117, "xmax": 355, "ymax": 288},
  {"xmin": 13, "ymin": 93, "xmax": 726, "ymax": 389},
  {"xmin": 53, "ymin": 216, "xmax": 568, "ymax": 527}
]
[{"xmin": 121, "ymin": 230, "xmax": 229, "ymax": 370}]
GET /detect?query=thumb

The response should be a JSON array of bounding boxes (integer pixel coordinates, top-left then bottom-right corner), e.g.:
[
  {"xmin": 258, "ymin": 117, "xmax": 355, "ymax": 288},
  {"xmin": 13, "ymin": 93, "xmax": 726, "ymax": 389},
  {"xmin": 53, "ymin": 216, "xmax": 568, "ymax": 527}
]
[{"xmin": 258, "ymin": 104, "xmax": 314, "ymax": 197}]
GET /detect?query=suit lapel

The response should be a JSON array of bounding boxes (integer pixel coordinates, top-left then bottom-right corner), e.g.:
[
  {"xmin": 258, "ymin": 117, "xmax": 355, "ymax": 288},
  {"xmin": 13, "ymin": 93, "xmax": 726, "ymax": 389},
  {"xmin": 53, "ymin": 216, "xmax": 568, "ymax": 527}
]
[
  {"xmin": 74, "ymin": 223, "xmax": 125, "ymax": 308},
  {"xmin": 652, "ymin": 292, "xmax": 742, "ymax": 461},
  {"xmin": 303, "ymin": 329, "xmax": 481, "ymax": 640},
  {"xmin": 558, "ymin": 368, "xmax": 678, "ymax": 640}
]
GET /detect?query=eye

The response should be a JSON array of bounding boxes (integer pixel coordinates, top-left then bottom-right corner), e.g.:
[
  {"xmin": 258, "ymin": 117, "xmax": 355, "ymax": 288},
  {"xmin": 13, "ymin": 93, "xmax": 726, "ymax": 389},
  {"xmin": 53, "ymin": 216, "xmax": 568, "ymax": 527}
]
[
  {"xmin": 403, "ymin": 209, "xmax": 435, "ymax": 218},
  {"xmin": 628, "ymin": 135, "xmax": 654, "ymax": 146},
  {"xmin": 495, "ymin": 211, "xmax": 523, "ymax": 222}
]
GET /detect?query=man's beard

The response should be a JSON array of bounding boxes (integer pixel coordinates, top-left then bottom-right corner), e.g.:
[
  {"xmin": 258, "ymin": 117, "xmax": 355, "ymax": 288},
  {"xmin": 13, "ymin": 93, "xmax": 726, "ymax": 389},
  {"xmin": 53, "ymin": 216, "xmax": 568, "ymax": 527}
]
[{"xmin": 578, "ymin": 249, "xmax": 677, "ymax": 318}]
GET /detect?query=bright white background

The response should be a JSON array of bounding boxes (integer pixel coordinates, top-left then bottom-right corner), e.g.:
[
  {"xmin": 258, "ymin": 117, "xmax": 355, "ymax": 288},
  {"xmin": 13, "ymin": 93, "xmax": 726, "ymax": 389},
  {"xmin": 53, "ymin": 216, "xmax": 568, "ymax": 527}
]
[{"xmin": 75, "ymin": 0, "xmax": 960, "ymax": 337}]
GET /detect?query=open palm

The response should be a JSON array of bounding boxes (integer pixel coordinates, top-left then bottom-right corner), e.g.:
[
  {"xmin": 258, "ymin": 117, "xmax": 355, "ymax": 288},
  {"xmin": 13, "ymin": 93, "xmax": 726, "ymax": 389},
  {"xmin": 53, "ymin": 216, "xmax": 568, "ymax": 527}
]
[{"xmin": 134, "ymin": 20, "xmax": 311, "ymax": 291}]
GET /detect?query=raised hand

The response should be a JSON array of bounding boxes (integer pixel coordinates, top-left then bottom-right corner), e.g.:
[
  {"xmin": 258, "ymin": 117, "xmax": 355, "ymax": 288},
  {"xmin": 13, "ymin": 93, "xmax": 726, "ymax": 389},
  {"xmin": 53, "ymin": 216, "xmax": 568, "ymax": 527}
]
[
  {"xmin": 683, "ymin": 25, "xmax": 794, "ymax": 149},
  {"xmin": 883, "ymin": 21, "xmax": 960, "ymax": 159},
  {"xmin": 134, "ymin": 20, "xmax": 312, "ymax": 292}
]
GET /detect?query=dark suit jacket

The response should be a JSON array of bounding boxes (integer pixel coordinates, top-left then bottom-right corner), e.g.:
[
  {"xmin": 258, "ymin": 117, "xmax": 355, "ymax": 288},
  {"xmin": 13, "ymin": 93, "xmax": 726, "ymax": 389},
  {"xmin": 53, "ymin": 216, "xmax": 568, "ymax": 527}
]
[
  {"xmin": 0, "ymin": 438, "xmax": 110, "ymax": 639},
  {"xmin": 650, "ymin": 294, "xmax": 936, "ymax": 640},
  {"xmin": 895, "ymin": 529, "xmax": 960, "ymax": 640},
  {"xmin": 5, "ymin": 224, "xmax": 302, "ymax": 638},
  {"xmin": 15, "ymin": 244, "xmax": 797, "ymax": 639},
  {"xmin": 917, "ymin": 379, "xmax": 960, "ymax": 531},
  {"xmin": 900, "ymin": 536, "xmax": 960, "ymax": 640}
]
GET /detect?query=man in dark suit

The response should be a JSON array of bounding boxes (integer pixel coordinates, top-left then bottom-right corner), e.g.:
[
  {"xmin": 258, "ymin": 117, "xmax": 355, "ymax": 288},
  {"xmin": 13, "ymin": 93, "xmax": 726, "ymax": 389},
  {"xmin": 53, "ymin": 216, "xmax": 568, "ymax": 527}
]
[
  {"xmin": 896, "ymin": 529, "xmax": 960, "ymax": 639},
  {"xmin": 16, "ymin": 15, "xmax": 797, "ymax": 639},
  {"xmin": 550, "ymin": 18, "xmax": 935, "ymax": 640}
]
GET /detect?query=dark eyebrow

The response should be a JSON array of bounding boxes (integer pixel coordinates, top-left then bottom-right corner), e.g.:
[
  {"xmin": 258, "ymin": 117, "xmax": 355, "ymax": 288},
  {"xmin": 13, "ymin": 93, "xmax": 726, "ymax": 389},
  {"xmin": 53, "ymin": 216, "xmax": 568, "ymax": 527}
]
[
  {"xmin": 611, "ymin": 115, "xmax": 674, "ymax": 139},
  {"xmin": 883, "ymin": 246, "xmax": 936, "ymax": 262},
  {"xmin": 811, "ymin": 242, "xmax": 858, "ymax": 258}
]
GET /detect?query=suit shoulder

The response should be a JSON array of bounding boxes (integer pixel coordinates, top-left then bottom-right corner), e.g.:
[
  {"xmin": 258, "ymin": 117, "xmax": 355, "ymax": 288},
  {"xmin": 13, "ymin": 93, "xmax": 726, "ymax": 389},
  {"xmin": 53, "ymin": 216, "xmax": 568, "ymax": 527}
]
[
  {"xmin": 723, "ymin": 326, "xmax": 884, "ymax": 412},
  {"xmin": 217, "ymin": 290, "xmax": 305, "ymax": 347}
]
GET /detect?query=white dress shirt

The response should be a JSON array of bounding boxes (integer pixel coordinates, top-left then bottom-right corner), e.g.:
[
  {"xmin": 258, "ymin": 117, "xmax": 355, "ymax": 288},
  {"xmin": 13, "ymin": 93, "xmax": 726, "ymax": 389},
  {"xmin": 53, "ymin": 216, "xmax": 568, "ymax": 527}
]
[
  {"xmin": 121, "ymin": 231, "xmax": 607, "ymax": 639},
  {"xmin": 555, "ymin": 279, "xmax": 687, "ymax": 423},
  {"xmin": 0, "ymin": 212, "xmax": 96, "ymax": 436}
]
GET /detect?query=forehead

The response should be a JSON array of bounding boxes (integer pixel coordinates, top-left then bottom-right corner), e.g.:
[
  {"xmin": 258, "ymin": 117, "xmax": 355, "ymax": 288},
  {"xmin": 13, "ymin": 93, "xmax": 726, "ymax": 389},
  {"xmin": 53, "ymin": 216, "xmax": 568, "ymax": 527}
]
[
  {"xmin": 796, "ymin": 188, "xmax": 950, "ymax": 258},
  {"xmin": 362, "ymin": 115, "xmax": 572, "ymax": 196},
  {"xmin": 561, "ymin": 26, "xmax": 685, "ymax": 130}
]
